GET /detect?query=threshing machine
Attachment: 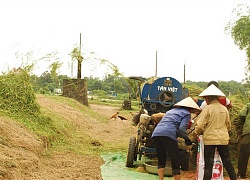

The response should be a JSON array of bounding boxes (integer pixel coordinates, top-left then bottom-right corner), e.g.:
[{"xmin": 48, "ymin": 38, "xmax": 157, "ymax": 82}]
[{"xmin": 126, "ymin": 76, "xmax": 190, "ymax": 170}]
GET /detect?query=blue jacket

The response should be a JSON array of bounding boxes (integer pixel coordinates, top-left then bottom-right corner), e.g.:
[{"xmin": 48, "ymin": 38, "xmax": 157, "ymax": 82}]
[{"xmin": 151, "ymin": 107, "xmax": 190, "ymax": 141}]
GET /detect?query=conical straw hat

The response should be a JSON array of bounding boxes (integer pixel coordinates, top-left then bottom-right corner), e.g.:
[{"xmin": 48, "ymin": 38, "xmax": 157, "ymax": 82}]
[
  {"xmin": 199, "ymin": 84, "xmax": 225, "ymax": 97},
  {"xmin": 174, "ymin": 97, "xmax": 201, "ymax": 111}
]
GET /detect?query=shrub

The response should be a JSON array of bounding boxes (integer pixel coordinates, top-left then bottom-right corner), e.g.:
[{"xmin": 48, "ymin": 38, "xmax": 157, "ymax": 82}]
[{"xmin": 0, "ymin": 70, "xmax": 40, "ymax": 115}]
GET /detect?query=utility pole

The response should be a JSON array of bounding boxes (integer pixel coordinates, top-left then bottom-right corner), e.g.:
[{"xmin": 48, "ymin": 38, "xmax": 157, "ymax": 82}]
[
  {"xmin": 77, "ymin": 33, "xmax": 82, "ymax": 79},
  {"xmin": 155, "ymin": 51, "xmax": 158, "ymax": 78},
  {"xmin": 184, "ymin": 62, "xmax": 186, "ymax": 84},
  {"xmin": 71, "ymin": 56, "xmax": 73, "ymax": 78}
]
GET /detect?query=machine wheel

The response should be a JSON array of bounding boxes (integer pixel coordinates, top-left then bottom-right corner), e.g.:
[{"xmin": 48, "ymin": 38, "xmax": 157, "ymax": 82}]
[
  {"xmin": 126, "ymin": 137, "xmax": 137, "ymax": 167},
  {"xmin": 157, "ymin": 91, "xmax": 175, "ymax": 107}
]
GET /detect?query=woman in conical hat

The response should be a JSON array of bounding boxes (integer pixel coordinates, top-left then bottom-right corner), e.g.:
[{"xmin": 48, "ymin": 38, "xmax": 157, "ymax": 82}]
[
  {"xmin": 199, "ymin": 83, "xmax": 226, "ymax": 97},
  {"xmin": 200, "ymin": 81, "xmax": 233, "ymax": 109},
  {"xmin": 174, "ymin": 96, "xmax": 201, "ymax": 112},
  {"xmin": 151, "ymin": 97, "xmax": 200, "ymax": 180},
  {"xmin": 192, "ymin": 84, "xmax": 237, "ymax": 180}
]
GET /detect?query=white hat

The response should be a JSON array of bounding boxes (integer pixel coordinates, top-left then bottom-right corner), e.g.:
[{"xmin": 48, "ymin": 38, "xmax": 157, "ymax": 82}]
[
  {"xmin": 174, "ymin": 97, "xmax": 201, "ymax": 111},
  {"xmin": 199, "ymin": 84, "xmax": 225, "ymax": 97}
]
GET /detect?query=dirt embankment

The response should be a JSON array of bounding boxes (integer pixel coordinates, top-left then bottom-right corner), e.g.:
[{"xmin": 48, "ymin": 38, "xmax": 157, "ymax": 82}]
[{"xmin": 0, "ymin": 95, "xmax": 137, "ymax": 180}]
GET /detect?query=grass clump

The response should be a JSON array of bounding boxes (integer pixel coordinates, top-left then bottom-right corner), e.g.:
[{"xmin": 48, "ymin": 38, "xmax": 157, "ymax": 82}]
[
  {"xmin": 0, "ymin": 70, "xmax": 67, "ymax": 150},
  {"xmin": 0, "ymin": 70, "xmax": 40, "ymax": 115}
]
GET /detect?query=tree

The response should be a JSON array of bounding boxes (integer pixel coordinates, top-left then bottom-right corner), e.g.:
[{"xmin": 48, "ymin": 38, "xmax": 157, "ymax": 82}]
[
  {"xmin": 39, "ymin": 71, "xmax": 54, "ymax": 93},
  {"xmin": 86, "ymin": 76, "xmax": 102, "ymax": 91},
  {"xmin": 70, "ymin": 47, "xmax": 83, "ymax": 79},
  {"xmin": 49, "ymin": 61, "xmax": 62, "ymax": 88},
  {"xmin": 226, "ymin": 4, "xmax": 250, "ymax": 83}
]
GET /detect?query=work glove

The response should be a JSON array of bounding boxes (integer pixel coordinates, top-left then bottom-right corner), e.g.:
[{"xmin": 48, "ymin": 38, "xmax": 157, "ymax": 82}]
[{"xmin": 185, "ymin": 138, "xmax": 192, "ymax": 146}]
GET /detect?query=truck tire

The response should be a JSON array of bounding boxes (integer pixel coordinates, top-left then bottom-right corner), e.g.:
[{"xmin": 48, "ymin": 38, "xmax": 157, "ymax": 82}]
[{"xmin": 126, "ymin": 137, "xmax": 136, "ymax": 167}]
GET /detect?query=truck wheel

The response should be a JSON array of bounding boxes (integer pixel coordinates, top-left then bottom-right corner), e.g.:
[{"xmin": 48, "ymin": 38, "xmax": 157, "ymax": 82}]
[{"xmin": 126, "ymin": 137, "xmax": 136, "ymax": 167}]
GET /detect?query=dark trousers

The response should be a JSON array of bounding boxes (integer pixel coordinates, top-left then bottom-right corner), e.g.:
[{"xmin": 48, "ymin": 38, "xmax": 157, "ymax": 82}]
[
  {"xmin": 152, "ymin": 136, "xmax": 181, "ymax": 175},
  {"xmin": 238, "ymin": 134, "xmax": 250, "ymax": 178},
  {"xmin": 203, "ymin": 145, "xmax": 237, "ymax": 180}
]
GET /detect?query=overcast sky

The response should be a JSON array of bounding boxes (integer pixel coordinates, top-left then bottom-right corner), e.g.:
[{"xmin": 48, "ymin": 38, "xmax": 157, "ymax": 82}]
[{"xmin": 0, "ymin": 0, "xmax": 249, "ymax": 82}]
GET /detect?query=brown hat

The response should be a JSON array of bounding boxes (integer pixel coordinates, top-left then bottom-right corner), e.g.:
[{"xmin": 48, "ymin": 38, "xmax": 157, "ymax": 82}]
[
  {"xmin": 199, "ymin": 84, "xmax": 225, "ymax": 97},
  {"xmin": 174, "ymin": 97, "xmax": 201, "ymax": 111}
]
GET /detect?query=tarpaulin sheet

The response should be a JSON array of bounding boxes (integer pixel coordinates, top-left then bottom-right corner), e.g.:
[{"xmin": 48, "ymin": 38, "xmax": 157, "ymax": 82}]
[{"xmin": 101, "ymin": 152, "xmax": 174, "ymax": 180}]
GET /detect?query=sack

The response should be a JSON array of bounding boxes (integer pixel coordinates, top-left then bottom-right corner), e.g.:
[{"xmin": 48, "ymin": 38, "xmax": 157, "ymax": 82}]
[
  {"xmin": 131, "ymin": 112, "xmax": 141, "ymax": 126},
  {"xmin": 196, "ymin": 135, "xmax": 224, "ymax": 180},
  {"xmin": 139, "ymin": 114, "xmax": 151, "ymax": 126},
  {"xmin": 212, "ymin": 150, "xmax": 223, "ymax": 180},
  {"xmin": 151, "ymin": 112, "xmax": 165, "ymax": 124}
]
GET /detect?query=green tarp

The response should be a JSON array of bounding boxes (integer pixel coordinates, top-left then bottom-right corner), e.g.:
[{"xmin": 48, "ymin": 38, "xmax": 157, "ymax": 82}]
[{"xmin": 101, "ymin": 152, "xmax": 174, "ymax": 180}]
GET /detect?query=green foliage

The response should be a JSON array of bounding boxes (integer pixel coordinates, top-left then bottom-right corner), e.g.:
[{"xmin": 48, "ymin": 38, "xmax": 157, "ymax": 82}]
[
  {"xmin": 183, "ymin": 83, "xmax": 204, "ymax": 97},
  {"xmin": 230, "ymin": 15, "xmax": 250, "ymax": 83},
  {"xmin": 30, "ymin": 73, "xmax": 69, "ymax": 94},
  {"xmin": 0, "ymin": 70, "xmax": 61, "ymax": 149},
  {"xmin": 226, "ymin": 94, "xmax": 247, "ymax": 143},
  {"xmin": 226, "ymin": 4, "xmax": 250, "ymax": 83},
  {"xmin": 218, "ymin": 80, "xmax": 245, "ymax": 95},
  {"xmin": 0, "ymin": 69, "xmax": 106, "ymax": 155},
  {"xmin": 70, "ymin": 47, "xmax": 83, "ymax": 62},
  {"xmin": 0, "ymin": 70, "xmax": 40, "ymax": 115},
  {"xmin": 86, "ymin": 75, "xmax": 134, "ymax": 97},
  {"xmin": 49, "ymin": 61, "xmax": 62, "ymax": 86},
  {"xmin": 124, "ymin": 78, "xmax": 138, "ymax": 99},
  {"xmin": 185, "ymin": 80, "xmax": 246, "ymax": 97},
  {"xmin": 231, "ymin": 16, "xmax": 250, "ymax": 52},
  {"xmin": 87, "ymin": 76, "xmax": 103, "ymax": 91},
  {"xmin": 92, "ymin": 90, "xmax": 107, "ymax": 97}
]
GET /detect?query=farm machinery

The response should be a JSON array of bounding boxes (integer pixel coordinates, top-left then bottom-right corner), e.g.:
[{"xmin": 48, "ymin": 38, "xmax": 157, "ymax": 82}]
[{"xmin": 126, "ymin": 76, "xmax": 191, "ymax": 172}]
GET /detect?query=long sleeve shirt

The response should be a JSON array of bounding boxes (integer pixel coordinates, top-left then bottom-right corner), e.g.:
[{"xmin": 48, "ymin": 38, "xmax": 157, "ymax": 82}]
[
  {"xmin": 239, "ymin": 103, "xmax": 250, "ymax": 136},
  {"xmin": 152, "ymin": 107, "xmax": 190, "ymax": 141},
  {"xmin": 194, "ymin": 99, "xmax": 230, "ymax": 145}
]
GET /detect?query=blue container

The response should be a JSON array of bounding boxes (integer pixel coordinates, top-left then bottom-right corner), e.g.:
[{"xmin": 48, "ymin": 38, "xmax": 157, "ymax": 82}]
[{"xmin": 140, "ymin": 77, "xmax": 188, "ymax": 115}]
